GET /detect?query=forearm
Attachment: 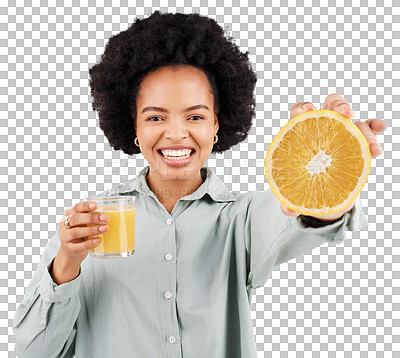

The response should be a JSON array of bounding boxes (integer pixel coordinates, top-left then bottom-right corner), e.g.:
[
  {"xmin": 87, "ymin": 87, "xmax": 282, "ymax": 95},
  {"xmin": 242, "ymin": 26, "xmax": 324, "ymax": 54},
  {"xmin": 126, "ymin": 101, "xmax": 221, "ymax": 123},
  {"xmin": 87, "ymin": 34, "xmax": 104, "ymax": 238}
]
[{"xmin": 50, "ymin": 251, "xmax": 81, "ymax": 285}]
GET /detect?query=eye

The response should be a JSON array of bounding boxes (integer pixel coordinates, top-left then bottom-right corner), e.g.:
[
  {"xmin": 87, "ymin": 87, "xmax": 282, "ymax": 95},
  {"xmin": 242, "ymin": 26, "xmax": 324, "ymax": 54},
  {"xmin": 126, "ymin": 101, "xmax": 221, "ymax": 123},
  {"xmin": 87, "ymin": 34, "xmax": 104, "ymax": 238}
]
[
  {"xmin": 147, "ymin": 116, "xmax": 163, "ymax": 122},
  {"xmin": 146, "ymin": 115, "xmax": 204, "ymax": 122}
]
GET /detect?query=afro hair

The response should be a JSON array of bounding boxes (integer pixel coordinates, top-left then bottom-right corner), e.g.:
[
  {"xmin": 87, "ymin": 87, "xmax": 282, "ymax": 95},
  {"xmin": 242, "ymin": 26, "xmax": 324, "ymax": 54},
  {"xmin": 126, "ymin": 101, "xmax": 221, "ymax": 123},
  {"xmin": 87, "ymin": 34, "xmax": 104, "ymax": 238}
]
[{"xmin": 89, "ymin": 10, "xmax": 257, "ymax": 155}]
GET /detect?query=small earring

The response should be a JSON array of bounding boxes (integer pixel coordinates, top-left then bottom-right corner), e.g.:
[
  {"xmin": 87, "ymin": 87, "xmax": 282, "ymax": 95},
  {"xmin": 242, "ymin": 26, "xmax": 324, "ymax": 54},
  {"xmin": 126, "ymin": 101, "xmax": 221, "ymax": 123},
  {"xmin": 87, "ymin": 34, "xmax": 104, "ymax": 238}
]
[
  {"xmin": 134, "ymin": 137, "xmax": 139, "ymax": 147},
  {"xmin": 213, "ymin": 134, "xmax": 218, "ymax": 144}
]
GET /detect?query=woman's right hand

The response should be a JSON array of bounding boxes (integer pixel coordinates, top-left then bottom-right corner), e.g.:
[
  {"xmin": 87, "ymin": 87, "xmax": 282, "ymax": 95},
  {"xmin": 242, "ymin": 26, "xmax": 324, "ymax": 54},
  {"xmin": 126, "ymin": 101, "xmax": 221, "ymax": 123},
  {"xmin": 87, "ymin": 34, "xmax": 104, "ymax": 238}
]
[{"xmin": 58, "ymin": 201, "xmax": 110, "ymax": 265}]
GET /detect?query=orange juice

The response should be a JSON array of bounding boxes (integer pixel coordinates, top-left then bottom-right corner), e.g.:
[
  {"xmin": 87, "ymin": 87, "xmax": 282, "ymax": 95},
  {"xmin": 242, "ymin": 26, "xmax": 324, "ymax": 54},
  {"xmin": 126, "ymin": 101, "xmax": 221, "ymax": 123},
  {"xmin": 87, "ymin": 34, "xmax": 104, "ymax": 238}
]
[{"xmin": 88, "ymin": 205, "xmax": 136, "ymax": 255}]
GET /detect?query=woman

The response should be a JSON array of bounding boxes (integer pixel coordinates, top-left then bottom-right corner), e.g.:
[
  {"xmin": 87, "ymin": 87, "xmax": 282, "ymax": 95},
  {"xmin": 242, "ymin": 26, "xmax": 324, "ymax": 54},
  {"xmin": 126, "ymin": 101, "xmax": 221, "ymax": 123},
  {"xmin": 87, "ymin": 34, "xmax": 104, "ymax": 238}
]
[{"xmin": 13, "ymin": 11, "xmax": 386, "ymax": 358}]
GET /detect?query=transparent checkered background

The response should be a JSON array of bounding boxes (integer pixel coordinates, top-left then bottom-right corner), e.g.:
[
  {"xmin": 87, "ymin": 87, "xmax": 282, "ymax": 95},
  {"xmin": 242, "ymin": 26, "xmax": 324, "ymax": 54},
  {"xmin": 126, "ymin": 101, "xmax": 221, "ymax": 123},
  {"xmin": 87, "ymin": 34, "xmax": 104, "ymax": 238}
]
[{"xmin": 1, "ymin": 0, "xmax": 399, "ymax": 357}]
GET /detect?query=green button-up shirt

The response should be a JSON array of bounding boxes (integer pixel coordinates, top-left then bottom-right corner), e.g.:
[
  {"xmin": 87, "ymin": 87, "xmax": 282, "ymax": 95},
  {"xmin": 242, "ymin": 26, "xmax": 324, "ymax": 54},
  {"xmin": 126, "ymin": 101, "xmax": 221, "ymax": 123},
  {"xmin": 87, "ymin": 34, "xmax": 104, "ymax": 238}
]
[{"xmin": 13, "ymin": 165, "xmax": 368, "ymax": 358}]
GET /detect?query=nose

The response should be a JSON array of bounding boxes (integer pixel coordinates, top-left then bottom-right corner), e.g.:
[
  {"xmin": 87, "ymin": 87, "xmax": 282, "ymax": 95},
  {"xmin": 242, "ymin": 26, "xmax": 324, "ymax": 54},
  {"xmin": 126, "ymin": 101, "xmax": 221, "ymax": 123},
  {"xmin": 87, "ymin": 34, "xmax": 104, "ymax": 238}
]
[{"xmin": 164, "ymin": 119, "xmax": 189, "ymax": 141}]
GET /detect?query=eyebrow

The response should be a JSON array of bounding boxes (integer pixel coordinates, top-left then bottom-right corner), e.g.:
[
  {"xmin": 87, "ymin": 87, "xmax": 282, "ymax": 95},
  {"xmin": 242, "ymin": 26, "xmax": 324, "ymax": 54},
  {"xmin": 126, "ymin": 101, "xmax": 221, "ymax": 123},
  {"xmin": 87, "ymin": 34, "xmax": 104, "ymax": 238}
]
[{"xmin": 141, "ymin": 104, "xmax": 210, "ymax": 114}]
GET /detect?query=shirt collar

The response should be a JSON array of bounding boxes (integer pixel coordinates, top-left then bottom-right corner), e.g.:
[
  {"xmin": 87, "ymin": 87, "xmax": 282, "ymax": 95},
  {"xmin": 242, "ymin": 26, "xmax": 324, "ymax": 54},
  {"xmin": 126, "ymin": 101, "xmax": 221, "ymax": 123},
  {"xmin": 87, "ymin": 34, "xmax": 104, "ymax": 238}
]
[{"xmin": 111, "ymin": 165, "xmax": 237, "ymax": 202}]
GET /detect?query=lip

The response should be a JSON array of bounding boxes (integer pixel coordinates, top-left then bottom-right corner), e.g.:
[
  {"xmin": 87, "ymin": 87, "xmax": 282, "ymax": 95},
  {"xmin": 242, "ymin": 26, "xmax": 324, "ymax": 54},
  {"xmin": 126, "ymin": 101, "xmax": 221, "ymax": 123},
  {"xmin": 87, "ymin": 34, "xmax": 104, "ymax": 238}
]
[
  {"xmin": 157, "ymin": 149, "xmax": 196, "ymax": 168},
  {"xmin": 158, "ymin": 145, "xmax": 195, "ymax": 151}
]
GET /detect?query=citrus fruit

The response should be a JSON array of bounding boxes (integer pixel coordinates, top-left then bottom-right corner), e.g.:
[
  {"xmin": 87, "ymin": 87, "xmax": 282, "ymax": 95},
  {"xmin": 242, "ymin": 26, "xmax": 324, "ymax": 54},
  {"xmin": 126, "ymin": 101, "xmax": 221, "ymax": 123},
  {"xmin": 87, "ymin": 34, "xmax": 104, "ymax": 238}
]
[{"xmin": 264, "ymin": 110, "xmax": 371, "ymax": 216}]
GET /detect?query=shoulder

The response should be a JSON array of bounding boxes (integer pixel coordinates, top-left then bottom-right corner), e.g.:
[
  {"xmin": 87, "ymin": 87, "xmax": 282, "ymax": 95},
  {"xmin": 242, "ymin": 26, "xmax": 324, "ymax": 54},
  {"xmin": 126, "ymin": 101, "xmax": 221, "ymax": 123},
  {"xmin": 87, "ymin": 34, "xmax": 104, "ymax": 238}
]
[
  {"xmin": 217, "ymin": 190, "xmax": 278, "ymax": 215},
  {"xmin": 94, "ymin": 178, "xmax": 139, "ymax": 199}
]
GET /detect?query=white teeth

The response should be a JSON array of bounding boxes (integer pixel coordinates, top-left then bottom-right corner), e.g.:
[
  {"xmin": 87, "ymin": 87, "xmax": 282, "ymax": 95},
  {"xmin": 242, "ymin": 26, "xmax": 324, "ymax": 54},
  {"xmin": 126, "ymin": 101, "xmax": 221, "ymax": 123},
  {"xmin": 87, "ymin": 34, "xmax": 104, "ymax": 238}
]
[
  {"xmin": 160, "ymin": 149, "xmax": 193, "ymax": 160},
  {"xmin": 160, "ymin": 149, "xmax": 193, "ymax": 157},
  {"xmin": 163, "ymin": 153, "xmax": 191, "ymax": 160}
]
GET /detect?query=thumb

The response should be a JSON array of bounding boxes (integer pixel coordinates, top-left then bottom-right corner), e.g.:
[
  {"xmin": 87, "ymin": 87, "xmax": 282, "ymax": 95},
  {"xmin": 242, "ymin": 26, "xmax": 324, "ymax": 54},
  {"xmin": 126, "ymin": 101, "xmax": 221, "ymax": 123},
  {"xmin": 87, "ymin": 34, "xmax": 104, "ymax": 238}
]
[{"xmin": 280, "ymin": 202, "xmax": 301, "ymax": 217}]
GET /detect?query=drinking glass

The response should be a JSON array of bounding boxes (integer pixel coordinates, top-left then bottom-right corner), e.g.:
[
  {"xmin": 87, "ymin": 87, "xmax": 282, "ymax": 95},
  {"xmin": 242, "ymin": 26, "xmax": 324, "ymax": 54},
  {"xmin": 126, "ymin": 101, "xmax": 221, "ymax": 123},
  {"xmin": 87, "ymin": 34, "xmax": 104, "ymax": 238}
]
[{"xmin": 83, "ymin": 196, "xmax": 136, "ymax": 259}]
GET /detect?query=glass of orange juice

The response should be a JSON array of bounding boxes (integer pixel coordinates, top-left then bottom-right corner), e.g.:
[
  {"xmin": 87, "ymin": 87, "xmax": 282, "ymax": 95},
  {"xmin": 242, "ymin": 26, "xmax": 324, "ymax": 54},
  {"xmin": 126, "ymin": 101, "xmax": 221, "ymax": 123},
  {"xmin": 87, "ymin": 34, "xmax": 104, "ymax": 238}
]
[{"xmin": 84, "ymin": 196, "xmax": 136, "ymax": 259}]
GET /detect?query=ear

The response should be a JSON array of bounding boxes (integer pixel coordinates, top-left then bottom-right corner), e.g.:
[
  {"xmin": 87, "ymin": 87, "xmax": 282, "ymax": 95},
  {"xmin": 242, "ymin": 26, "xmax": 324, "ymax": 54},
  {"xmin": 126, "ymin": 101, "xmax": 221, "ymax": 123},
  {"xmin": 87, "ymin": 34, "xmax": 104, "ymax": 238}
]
[{"xmin": 214, "ymin": 111, "xmax": 219, "ymax": 133}]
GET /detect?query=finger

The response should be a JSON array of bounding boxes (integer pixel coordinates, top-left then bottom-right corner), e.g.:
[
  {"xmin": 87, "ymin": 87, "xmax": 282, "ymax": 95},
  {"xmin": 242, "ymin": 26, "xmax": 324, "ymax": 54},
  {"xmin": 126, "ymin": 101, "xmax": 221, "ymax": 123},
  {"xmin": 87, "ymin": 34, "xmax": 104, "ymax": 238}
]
[
  {"xmin": 354, "ymin": 121, "xmax": 383, "ymax": 157},
  {"xmin": 63, "ymin": 212, "xmax": 110, "ymax": 228},
  {"xmin": 63, "ymin": 201, "xmax": 97, "ymax": 216},
  {"xmin": 365, "ymin": 118, "xmax": 389, "ymax": 135},
  {"xmin": 290, "ymin": 102, "xmax": 318, "ymax": 120},
  {"xmin": 63, "ymin": 224, "xmax": 109, "ymax": 243},
  {"xmin": 60, "ymin": 213, "xmax": 73, "ymax": 229},
  {"xmin": 321, "ymin": 93, "xmax": 355, "ymax": 120},
  {"xmin": 66, "ymin": 237, "xmax": 102, "ymax": 254}
]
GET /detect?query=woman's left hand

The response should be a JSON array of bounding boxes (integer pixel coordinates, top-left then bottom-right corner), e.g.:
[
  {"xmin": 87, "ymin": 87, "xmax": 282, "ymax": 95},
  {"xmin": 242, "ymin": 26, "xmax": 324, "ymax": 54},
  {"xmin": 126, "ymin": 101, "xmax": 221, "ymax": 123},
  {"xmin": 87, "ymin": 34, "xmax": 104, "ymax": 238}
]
[{"xmin": 280, "ymin": 93, "xmax": 389, "ymax": 222}]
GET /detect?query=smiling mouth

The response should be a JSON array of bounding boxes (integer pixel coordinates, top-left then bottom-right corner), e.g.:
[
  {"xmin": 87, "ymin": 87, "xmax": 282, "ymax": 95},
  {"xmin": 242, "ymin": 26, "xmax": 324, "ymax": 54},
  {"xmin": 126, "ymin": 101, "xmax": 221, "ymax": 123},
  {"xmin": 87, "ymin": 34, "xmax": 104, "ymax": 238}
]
[{"xmin": 157, "ymin": 149, "xmax": 195, "ymax": 160}]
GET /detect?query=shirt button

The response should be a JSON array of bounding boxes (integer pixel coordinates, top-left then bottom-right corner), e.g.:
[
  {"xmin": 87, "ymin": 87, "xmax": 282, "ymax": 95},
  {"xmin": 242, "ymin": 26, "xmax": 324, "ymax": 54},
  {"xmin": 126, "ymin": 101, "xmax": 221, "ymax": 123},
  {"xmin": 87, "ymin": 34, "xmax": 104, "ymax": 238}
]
[
  {"xmin": 168, "ymin": 336, "xmax": 176, "ymax": 344},
  {"xmin": 166, "ymin": 218, "xmax": 173, "ymax": 225},
  {"xmin": 165, "ymin": 291, "xmax": 173, "ymax": 300},
  {"xmin": 164, "ymin": 253, "xmax": 173, "ymax": 261}
]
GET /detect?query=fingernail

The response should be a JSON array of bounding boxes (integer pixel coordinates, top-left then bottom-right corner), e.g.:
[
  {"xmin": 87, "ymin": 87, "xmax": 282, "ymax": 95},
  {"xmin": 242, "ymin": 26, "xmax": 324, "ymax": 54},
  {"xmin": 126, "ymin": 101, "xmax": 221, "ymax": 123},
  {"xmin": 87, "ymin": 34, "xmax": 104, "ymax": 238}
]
[
  {"xmin": 100, "ymin": 214, "xmax": 109, "ymax": 222},
  {"xmin": 99, "ymin": 225, "xmax": 108, "ymax": 232},
  {"xmin": 90, "ymin": 203, "xmax": 96, "ymax": 210}
]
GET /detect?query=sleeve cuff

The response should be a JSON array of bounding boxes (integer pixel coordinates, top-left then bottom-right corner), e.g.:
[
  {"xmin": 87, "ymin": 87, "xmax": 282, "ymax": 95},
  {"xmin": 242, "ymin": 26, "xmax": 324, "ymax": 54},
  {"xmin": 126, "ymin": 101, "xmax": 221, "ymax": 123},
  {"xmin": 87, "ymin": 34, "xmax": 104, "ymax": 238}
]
[
  {"xmin": 39, "ymin": 256, "xmax": 82, "ymax": 303},
  {"xmin": 293, "ymin": 196, "xmax": 368, "ymax": 241}
]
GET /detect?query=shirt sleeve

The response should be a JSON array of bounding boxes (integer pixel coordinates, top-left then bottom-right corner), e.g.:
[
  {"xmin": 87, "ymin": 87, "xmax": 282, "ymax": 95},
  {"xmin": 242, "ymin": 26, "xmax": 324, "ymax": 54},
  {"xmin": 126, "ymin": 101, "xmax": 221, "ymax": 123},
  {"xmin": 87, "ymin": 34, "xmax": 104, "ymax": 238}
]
[
  {"xmin": 245, "ymin": 190, "xmax": 368, "ymax": 290},
  {"xmin": 12, "ymin": 225, "xmax": 82, "ymax": 358}
]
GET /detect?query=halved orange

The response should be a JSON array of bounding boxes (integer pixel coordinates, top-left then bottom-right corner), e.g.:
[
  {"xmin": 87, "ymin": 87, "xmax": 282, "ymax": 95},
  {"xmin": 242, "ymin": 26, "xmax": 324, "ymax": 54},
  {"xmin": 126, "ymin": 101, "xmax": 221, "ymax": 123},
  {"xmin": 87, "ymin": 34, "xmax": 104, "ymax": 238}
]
[{"xmin": 265, "ymin": 110, "xmax": 371, "ymax": 216}]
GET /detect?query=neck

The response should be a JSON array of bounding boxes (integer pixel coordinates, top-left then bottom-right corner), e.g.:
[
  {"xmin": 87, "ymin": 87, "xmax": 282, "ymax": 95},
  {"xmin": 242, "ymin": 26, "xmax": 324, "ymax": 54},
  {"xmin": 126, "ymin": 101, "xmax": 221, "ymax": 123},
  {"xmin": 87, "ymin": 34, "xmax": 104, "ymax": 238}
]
[{"xmin": 145, "ymin": 167, "xmax": 205, "ymax": 213}]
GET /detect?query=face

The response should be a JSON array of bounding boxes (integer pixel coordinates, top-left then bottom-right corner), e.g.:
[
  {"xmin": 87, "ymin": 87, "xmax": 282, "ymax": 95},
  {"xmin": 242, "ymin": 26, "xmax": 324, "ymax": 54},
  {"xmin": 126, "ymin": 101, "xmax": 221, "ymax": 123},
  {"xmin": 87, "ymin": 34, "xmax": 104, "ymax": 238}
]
[{"xmin": 134, "ymin": 65, "xmax": 219, "ymax": 182}]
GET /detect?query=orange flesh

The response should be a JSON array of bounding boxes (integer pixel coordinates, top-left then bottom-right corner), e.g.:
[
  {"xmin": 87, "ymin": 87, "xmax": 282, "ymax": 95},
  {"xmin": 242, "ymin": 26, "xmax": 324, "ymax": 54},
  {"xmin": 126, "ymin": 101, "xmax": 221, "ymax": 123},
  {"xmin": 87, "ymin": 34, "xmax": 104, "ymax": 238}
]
[{"xmin": 271, "ymin": 117, "xmax": 365, "ymax": 209}]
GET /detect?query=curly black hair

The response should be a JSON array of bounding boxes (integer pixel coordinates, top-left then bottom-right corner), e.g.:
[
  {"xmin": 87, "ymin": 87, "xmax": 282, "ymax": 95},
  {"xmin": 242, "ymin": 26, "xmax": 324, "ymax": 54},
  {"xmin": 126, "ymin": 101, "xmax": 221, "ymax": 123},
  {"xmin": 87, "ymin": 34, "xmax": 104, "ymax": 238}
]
[{"xmin": 89, "ymin": 10, "xmax": 257, "ymax": 155}]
